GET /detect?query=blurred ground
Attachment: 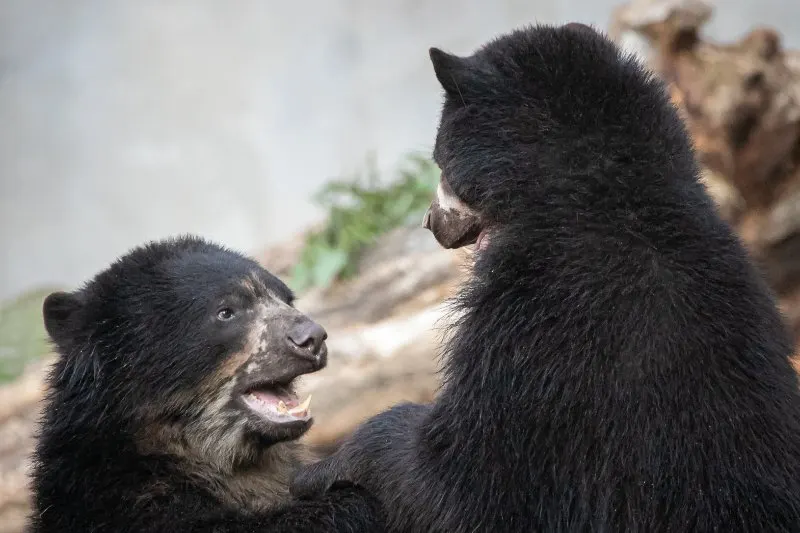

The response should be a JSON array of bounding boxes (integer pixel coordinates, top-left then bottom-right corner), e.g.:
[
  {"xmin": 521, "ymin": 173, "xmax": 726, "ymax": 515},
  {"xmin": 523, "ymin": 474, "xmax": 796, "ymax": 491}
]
[{"xmin": 3, "ymin": 2, "xmax": 800, "ymax": 531}]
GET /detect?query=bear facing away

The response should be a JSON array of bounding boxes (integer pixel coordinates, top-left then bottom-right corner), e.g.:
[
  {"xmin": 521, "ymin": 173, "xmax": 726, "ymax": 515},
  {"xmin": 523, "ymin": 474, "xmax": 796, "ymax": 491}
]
[
  {"xmin": 291, "ymin": 23, "xmax": 800, "ymax": 532},
  {"xmin": 28, "ymin": 235, "xmax": 384, "ymax": 532}
]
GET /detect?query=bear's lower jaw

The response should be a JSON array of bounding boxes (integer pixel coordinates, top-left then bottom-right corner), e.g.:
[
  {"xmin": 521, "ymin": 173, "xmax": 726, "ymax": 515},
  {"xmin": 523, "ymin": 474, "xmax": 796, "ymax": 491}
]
[{"xmin": 241, "ymin": 387, "xmax": 312, "ymax": 425}]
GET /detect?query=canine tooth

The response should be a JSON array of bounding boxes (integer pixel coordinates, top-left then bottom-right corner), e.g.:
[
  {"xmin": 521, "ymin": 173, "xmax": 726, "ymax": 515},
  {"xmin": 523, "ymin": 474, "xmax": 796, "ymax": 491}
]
[
  {"xmin": 277, "ymin": 400, "xmax": 288, "ymax": 413},
  {"xmin": 288, "ymin": 395, "xmax": 312, "ymax": 416}
]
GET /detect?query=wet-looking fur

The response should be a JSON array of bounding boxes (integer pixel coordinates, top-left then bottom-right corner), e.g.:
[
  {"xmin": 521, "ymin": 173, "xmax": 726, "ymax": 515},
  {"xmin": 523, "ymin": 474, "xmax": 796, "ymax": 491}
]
[
  {"xmin": 291, "ymin": 23, "xmax": 800, "ymax": 532},
  {"xmin": 28, "ymin": 235, "xmax": 384, "ymax": 532}
]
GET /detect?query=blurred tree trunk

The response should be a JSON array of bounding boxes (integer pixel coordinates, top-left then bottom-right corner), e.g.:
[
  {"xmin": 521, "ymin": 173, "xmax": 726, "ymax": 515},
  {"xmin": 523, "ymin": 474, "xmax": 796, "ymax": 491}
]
[{"xmin": 613, "ymin": 0, "xmax": 800, "ymax": 365}]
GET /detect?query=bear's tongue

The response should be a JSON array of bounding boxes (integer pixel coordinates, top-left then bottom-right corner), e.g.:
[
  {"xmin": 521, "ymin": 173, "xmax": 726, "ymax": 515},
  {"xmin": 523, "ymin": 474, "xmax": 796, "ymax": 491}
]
[
  {"xmin": 252, "ymin": 389, "xmax": 298, "ymax": 408},
  {"xmin": 245, "ymin": 389, "xmax": 312, "ymax": 419}
]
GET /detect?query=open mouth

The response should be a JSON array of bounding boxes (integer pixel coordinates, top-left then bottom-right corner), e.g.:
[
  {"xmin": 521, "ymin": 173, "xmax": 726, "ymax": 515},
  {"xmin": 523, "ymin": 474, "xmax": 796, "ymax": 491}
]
[
  {"xmin": 447, "ymin": 222, "xmax": 482, "ymax": 249},
  {"xmin": 241, "ymin": 381, "xmax": 312, "ymax": 425},
  {"xmin": 474, "ymin": 229, "xmax": 490, "ymax": 251},
  {"xmin": 452, "ymin": 226, "xmax": 490, "ymax": 251}
]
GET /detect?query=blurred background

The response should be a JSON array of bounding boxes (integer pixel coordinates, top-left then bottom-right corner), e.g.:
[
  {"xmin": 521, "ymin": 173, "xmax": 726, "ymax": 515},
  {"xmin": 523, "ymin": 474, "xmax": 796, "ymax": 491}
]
[{"xmin": 2, "ymin": 1, "xmax": 800, "ymax": 531}]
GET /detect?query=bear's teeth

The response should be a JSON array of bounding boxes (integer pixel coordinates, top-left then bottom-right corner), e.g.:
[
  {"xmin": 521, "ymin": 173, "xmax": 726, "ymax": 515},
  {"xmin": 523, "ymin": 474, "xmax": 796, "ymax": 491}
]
[
  {"xmin": 276, "ymin": 400, "xmax": 288, "ymax": 413},
  {"xmin": 288, "ymin": 395, "xmax": 312, "ymax": 416}
]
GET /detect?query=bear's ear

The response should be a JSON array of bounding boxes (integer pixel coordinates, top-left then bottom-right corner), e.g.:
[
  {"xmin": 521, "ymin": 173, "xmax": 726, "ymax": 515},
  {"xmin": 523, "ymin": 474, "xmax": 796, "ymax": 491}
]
[
  {"xmin": 564, "ymin": 22, "xmax": 594, "ymax": 33},
  {"xmin": 43, "ymin": 291, "xmax": 83, "ymax": 346},
  {"xmin": 429, "ymin": 47, "xmax": 471, "ymax": 97}
]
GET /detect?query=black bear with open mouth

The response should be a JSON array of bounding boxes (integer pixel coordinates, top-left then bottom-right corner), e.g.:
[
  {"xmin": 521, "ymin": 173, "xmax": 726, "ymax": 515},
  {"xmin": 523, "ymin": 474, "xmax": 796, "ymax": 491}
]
[{"xmin": 29, "ymin": 235, "xmax": 385, "ymax": 532}]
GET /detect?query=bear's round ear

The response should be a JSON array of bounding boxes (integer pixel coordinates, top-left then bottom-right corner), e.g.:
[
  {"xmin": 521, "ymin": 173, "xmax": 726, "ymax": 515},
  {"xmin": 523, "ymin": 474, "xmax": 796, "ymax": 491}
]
[
  {"xmin": 429, "ymin": 47, "xmax": 470, "ymax": 98},
  {"xmin": 43, "ymin": 291, "xmax": 83, "ymax": 346}
]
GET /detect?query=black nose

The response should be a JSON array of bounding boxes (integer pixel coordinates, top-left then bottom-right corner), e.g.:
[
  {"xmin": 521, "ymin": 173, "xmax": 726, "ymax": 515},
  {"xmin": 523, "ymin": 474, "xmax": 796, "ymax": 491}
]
[
  {"xmin": 287, "ymin": 319, "xmax": 328, "ymax": 359},
  {"xmin": 422, "ymin": 208, "xmax": 432, "ymax": 230}
]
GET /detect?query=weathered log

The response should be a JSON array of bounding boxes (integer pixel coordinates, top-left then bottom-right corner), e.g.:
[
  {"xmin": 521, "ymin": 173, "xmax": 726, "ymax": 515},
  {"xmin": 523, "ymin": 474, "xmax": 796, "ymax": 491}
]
[{"xmin": 613, "ymin": 0, "xmax": 800, "ymax": 346}]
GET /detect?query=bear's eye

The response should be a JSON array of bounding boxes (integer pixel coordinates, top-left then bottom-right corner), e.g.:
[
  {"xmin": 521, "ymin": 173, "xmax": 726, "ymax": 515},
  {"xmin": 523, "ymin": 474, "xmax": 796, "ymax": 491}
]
[{"xmin": 217, "ymin": 308, "xmax": 235, "ymax": 321}]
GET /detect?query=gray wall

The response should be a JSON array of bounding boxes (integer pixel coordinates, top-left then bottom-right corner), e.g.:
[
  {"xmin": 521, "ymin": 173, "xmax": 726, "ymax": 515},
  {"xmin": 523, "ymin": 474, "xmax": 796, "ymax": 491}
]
[{"xmin": 1, "ymin": 0, "xmax": 799, "ymax": 300}]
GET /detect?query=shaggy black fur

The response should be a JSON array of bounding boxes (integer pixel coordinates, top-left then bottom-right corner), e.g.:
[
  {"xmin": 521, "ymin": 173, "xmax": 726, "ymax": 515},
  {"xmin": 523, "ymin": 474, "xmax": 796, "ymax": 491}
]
[
  {"xmin": 291, "ymin": 23, "xmax": 800, "ymax": 532},
  {"xmin": 28, "ymin": 235, "xmax": 384, "ymax": 532}
]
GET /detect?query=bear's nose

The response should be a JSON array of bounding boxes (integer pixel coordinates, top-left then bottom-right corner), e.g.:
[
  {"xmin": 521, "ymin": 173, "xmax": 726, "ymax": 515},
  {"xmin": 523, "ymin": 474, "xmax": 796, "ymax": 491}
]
[
  {"xmin": 422, "ymin": 207, "xmax": 432, "ymax": 230},
  {"xmin": 287, "ymin": 319, "xmax": 328, "ymax": 361}
]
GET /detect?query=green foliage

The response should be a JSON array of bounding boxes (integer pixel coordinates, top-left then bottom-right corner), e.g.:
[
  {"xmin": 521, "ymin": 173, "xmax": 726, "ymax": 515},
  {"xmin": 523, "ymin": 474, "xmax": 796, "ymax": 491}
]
[
  {"xmin": 290, "ymin": 153, "xmax": 440, "ymax": 292},
  {"xmin": 0, "ymin": 287, "xmax": 55, "ymax": 383}
]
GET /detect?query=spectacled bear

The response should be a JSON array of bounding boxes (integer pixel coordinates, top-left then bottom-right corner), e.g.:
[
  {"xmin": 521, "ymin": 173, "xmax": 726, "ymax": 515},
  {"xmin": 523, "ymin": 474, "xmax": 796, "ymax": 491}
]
[
  {"xmin": 28, "ymin": 235, "xmax": 385, "ymax": 532},
  {"xmin": 290, "ymin": 23, "xmax": 800, "ymax": 532}
]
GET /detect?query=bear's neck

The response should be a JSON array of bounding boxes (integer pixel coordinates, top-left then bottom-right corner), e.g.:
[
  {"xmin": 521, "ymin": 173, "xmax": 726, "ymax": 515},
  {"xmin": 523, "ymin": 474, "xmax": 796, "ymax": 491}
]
[
  {"xmin": 134, "ymin": 416, "xmax": 311, "ymax": 512},
  {"xmin": 177, "ymin": 441, "xmax": 309, "ymax": 513}
]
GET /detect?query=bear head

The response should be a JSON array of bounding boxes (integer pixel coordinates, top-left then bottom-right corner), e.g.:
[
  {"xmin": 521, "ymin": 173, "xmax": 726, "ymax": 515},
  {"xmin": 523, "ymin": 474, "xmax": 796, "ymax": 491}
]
[
  {"xmin": 422, "ymin": 23, "xmax": 692, "ymax": 251},
  {"xmin": 42, "ymin": 235, "xmax": 326, "ymax": 468}
]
